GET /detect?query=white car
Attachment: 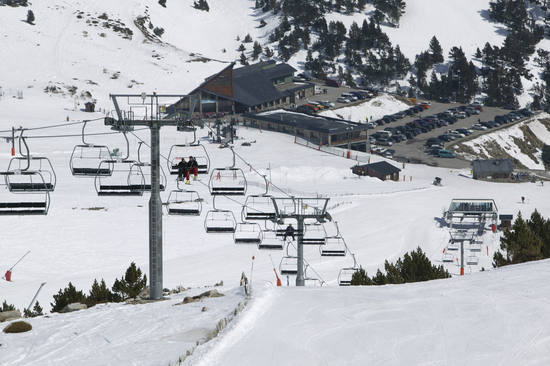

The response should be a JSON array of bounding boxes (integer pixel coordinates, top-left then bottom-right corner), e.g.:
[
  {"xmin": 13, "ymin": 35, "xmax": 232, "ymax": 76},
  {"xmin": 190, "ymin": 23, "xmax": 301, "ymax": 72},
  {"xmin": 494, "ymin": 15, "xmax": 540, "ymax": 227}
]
[
  {"xmin": 456, "ymin": 111, "xmax": 467, "ymax": 119},
  {"xmin": 337, "ymin": 97, "xmax": 350, "ymax": 103},
  {"xmin": 472, "ymin": 124, "xmax": 487, "ymax": 130},
  {"xmin": 341, "ymin": 93, "xmax": 358, "ymax": 101}
]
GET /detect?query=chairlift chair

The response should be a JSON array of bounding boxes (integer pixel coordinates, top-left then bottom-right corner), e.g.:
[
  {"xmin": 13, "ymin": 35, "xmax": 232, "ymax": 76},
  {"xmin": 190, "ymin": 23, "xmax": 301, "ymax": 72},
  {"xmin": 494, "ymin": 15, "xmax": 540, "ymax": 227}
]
[
  {"xmin": 466, "ymin": 255, "xmax": 479, "ymax": 265},
  {"xmin": 234, "ymin": 222, "xmax": 262, "ymax": 244},
  {"xmin": 320, "ymin": 223, "xmax": 347, "ymax": 257},
  {"xmin": 166, "ymin": 189, "xmax": 202, "ymax": 216},
  {"xmin": 94, "ymin": 133, "xmax": 145, "ymax": 196},
  {"xmin": 129, "ymin": 142, "xmax": 166, "ymax": 192},
  {"xmin": 0, "ymin": 180, "xmax": 50, "ymax": 215},
  {"xmin": 258, "ymin": 228, "xmax": 284, "ymax": 250},
  {"xmin": 70, "ymin": 121, "xmax": 113, "ymax": 176},
  {"xmin": 338, "ymin": 254, "xmax": 359, "ymax": 286},
  {"xmin": 447, "ymin": 241, "xmax": 459, "ymax": 251},
  {"xmin": 241, "ymin": 175, "xmax": 276, "ymax": 221},
  {"xmin": 204, "ymin": 196, "xmax": 237, "ymax": 233},
  {"xmin": 209, "ymin": 147, "xmax": 247, "ymax": 196},
  {"xmin": 5, "ymin": 132, "xmax": 56, "ymax": 193},
  {"xmin": 302, "ymin": 222, "xmax": 327, "ymax": 245},
  {"xmin": 442, "ymin": 253, "xmax": 454, "ymax": 263},
  {"xmin": 279, "ymin": 256, "xmax": 298, "ymax": 276},
  {"xmin": 304, "ymin": 264, "xmax": 324, "ymax": 287},
  {"xmin": 469, "ymin": 242, "xmax": 482, "ymax": 252},
  {"xmin": 167, "ymin": 129, "xmax": 210, "ymax": 175}
]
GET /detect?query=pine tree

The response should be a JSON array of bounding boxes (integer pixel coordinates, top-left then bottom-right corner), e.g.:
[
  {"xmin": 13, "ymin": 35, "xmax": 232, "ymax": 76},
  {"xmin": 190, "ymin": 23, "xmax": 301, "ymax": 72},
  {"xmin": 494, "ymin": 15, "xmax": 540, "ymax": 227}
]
[
  {"xmin": 1, "ymin": 300, "xmax": 16, "ymax": 312},
  {"xmin": 264, "ymin": 47, "xmax": 274, "ymax": 58},
  {"xmin": 23, "ymin": 301, "xmax": 43, "ymax": 318},
  {"xmin": 238, "ymin": 43, "xmax": 245, "ymax": 52},
  {"xmin": 542, "ymin": 145, "xmax": 550, "ymax": 170},
  {"xmin": 158, "ymin": 0, "xmax": 167, "ymax": 7},
  {"xmin": 87, "ymin": 279, "xmax": 113, "ymax": 306},
  {"xmin": 243, "ymin": 33, "xmax": 253, "ymax": 43},
  {"xmin": 494, "ymin": 212, "xmax": 544, "ymax": 267},
  {"xmin": 51, "ymin": 282, "xmax": 87, "ymax": 312},
  {"xmin": 350, "ymin": 267, "xmax": 373, "ymax": 285},
  {"xmin": 429, "ymin": 36, "xmax": 444, "ymax": 64},
  {"xmin": 475, "ymin": 47, "xmax": 482, "ymax": 58},
  {"xmin": 111, "ymin": 262, "xmax": 147, "ymax": 300},
  {"xmin": 252, "ymin": 41, "xmax": 262, "ymax": 60}
]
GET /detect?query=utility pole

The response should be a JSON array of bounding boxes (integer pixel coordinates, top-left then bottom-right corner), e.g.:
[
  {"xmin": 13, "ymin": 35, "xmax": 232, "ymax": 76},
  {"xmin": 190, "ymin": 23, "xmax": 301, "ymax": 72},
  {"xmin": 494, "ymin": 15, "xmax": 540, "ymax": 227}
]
[
  {"xmin": 271, "ymin": 197, "xmax": 330, "ymax": 286},
  {"xmin": 105, "ymin": 93, "xmax": 195, "ymax": 300}
]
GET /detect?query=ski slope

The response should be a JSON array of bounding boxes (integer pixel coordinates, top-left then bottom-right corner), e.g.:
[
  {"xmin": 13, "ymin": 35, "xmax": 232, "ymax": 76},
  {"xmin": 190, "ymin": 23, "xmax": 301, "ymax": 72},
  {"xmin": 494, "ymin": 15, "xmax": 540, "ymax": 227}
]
[{"xmin": 189, "ymin": 259, "xmax": 550, "ymax": 366}]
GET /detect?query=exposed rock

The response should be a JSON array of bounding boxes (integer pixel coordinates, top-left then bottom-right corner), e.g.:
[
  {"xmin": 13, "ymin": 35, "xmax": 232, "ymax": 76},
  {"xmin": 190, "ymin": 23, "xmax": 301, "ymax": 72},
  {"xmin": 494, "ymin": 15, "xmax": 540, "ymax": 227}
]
[
  {"xmin": 214, "ymin": 280, "xmax": 223, "ymax": 287},
  {"xmin": 0, "ymin": 310, "xmax": 21, "ymax": 323},
  {"xmin": 201, "ymin": 306, "xmax": 208, "ymax": 312},
  {"xmin": 60, "ymin": 303, "xmax": 87, "ymax": 313},
  {"xmin": 181, "ymin": 289, "xmax": 224, "ymax": 304},
  {"xmin": 138, "ymin": 286, "xmax": 150, "ymax": 299},
  {"xmin": 3, "ymin": 321, "xmax": 32, "ymax": 333}
]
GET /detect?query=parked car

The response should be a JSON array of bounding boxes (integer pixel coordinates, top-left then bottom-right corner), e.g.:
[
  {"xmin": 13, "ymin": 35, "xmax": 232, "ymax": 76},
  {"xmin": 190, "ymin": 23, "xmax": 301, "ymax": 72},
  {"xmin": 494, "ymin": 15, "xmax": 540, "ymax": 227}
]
[
  {"xmin": 341, "ymin": 93, "xmax": 358, "ymax": 101},
  {"xmin": 336, "ymin": 97, "xmax": 350, "ymax": 103},
  {"xmin": 376, "ymin": 138, "xmax": 393, "ymax": 146},
  {"xmin": 472, "ymin": 123, "xmax": 487, "ymax": 130},
  {"xmin": 318, "ymin": 101, "xmax": 335, "ymax": 108},
  {"xmin": 438, "ymin": 149, "xmax": 456, "ymax": 158},
  {"xmin": 456, "ymin": 111, "xmax": 467, "ymax": 119}
]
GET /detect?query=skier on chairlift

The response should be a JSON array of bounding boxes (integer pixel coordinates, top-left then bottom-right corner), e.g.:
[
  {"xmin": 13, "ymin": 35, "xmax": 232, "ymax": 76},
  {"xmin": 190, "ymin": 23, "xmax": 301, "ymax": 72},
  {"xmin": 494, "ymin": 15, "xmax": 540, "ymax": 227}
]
[
  {"xmin": 187, "ymin": 156, "xmax": 199, "ymax": 182},
  {"xmin": 177, "ymin": 158, "xmax": 187, "ymax": 181},
  {"xmin": 283, "ymin": 223, "xmax": 295, "ymax": 242}
]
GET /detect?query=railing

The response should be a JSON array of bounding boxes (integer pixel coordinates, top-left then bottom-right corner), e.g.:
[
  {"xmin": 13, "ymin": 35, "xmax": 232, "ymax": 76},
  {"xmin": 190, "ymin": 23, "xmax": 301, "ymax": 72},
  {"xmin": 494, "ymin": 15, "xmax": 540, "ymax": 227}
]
[{"xmin": 294, "ymin": 136, "xmax": 373, "ymax": 164}]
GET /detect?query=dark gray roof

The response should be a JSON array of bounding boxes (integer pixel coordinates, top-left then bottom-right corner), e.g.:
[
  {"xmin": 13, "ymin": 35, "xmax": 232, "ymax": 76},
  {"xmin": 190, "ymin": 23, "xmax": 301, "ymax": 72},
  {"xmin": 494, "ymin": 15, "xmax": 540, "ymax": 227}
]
[
  {"xmin": 244, "ymin": 111, "xmax": 368, "ymax": 134},
  {"xmin": 499, "ymin": 214, "xmax": 513, "ymax": 220},
  {"xmin": 356, "ymin": 161, "xmax": 401, "ymax": 175},
  {"xmin": 472, "ymin": 159, "xmax": 514, "ymax": 174}
]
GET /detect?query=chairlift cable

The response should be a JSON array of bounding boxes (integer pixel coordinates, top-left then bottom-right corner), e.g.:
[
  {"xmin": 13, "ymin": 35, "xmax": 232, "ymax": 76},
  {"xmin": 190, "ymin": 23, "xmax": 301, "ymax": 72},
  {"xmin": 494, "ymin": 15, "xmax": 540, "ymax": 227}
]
[{"xmin": 0, "ymin": 117, "xmax": 105, "ymax": 134}]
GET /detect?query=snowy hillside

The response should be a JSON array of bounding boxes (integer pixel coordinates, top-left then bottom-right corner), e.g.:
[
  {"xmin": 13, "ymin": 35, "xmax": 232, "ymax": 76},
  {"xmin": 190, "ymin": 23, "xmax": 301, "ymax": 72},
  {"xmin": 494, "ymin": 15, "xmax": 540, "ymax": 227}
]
[
  {"xmin": 319, "ymin": 94, "xmax": 409, "ymax": 122},
  {"xmin": 189, "ymin": 259, "xmax": 550, "ymax": 366},
  {"xmin": 454, "ymin": 113, "xmax": 550, "ymax": 170}
]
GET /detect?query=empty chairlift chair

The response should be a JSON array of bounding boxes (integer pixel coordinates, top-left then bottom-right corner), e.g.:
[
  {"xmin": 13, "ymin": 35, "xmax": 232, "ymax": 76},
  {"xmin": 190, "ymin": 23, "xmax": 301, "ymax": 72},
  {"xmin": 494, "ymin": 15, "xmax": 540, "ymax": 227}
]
[
  {"xmin": 70, "ymin": 121, "xmax": 113, "ymax": 177},
  {"xmin": 166, "ymin": 190, "xmax": 202, "ymax": 216},
  {"xmin": 279, "ymin": 256, "xmax": 298, "ymax": 276},
  {"xmin": 129, "ymin": 142, "xmax": 166, "ymax": 192},
  {"xmin": 94, "ymin": 132, "xmax": 144, "ymax": 196},
  {"xmin": 6, "ymin": 132, "xmax": 56, "ymax": 193},
  {"xmin": 241, "ymin": 175, "xmax": 276, "ymax": 221},
  {"xmin": 258, "ymin": 228, "xmax": 284, "ymax": 250},
  {"xmin": 204, "ymin": 196, "xmax": 237, "ymax": 233},
  {"xmin": 320, "ymin": 222, "xmax": 348, "ymax": 257},
  {"xmin": 209, "ymin": 147, "xmax": 247, "ymax": 196},
  {"xmin": 0, "ymin": 176, "xmax": 50, "ymax": 216},
  {"xmin": 234, "ymin": 222, "xmax": 262, "ymax": 244},
  {"xmin": 442, "ymin": 252, "xmax": 455, "ymax": 262},
  {"xmin": 302, "ymin": 222, "xmax": 327, "ymax": 245},
  {"xmin": 338, "ymin": 254, "xmax": 359, "ymax": 286},
  {"xmin": 466, "ymin": 255, "xmax": 479, "ymax": 265},
  {"xmin": 167, "ymin": 129, "xmax": 210, "ymax": 175}
]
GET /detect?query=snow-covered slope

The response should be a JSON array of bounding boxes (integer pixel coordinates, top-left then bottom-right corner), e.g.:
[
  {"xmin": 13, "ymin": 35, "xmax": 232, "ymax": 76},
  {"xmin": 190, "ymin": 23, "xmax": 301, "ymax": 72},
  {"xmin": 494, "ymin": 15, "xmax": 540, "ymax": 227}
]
[
  {"xmin": 189, "ymin": 259, "xmax": 550, "ymax": 366},
  {"xmin": 455, "ymin": 113, "xmax": 550, "ymax": 170},
  {"xmin": 319, "ymin": 94, "xmax": 409, "ymax": 123}
]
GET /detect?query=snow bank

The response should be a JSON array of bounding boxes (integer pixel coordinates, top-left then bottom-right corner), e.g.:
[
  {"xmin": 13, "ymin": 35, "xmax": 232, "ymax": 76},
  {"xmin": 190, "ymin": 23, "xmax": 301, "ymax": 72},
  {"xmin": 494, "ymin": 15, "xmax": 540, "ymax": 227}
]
[{"xmin": 319, "ymin": 94, "xmax": 409, "ymax": 123}]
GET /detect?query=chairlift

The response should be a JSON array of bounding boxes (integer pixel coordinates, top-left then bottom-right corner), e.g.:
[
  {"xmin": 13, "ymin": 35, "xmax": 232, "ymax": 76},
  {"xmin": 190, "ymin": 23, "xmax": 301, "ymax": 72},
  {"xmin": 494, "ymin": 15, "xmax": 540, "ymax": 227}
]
[
  {"xmin": 234, "ymin": 222, "xmax": 262, "ymax": 244},
  {"xmin": 70, "ymin": 121, "xmax": 113, "ymax": 176},
  {"xmin": 447, "ymin": 241, "xmax": 459, "ymax": 251},
  {"xmin": 442, "ymin": 253, "xmax": 454, "ymax": 263},
  {"xmin": 241, "ymin": 176, "xmax": 276, "ymax": 221},
  {"xmin": 204, "ymin": 196, "xmax": 237, "ymax": 233},
  {"xmin": 258, "ymin": 227, "xmax": 284, "ymax": 250},
  {"xmin": 466, "ymin": 255, "xmax": 479, "ymax": 265},
  {"xmin": 209, "ymin": 147, "xmax": 247, "ymax": 196},
  {"xmin": 5, "ymin": 131, "xmax": 56, "ymax": 193},
  {"xmin": 165, "ymin": 189, "xmax": 202, "ymax": 216},
  {"xmin": 338, "ymin": 254, "xmax": 359, "ymax": 286},
  {"xmin": 129, "ymin": 142, "xmax": 166, "ymax": 191},
  {"xmin": 320, "ymin": 222, "xmax": 347, "ymax": 257},
  {"xmin": 302, "ymin": 222, "xmax": 327, "ymax": 245},
  {"xmin": 469, "ymin": 242, "xmax": 482, "ymax": 252},
  {"xmin": 0, "ymin": 177, "xmax": 50, "ymax": 215},
  {"xmin": 279, "ymin": 256, "xmax": 298, "ymax": 276},
  {"xmin": 304, "ymin": 264, "xmax": 324, "ymax": 287},
  {"xmin": 167, "ymin": 128, "xmax": 210, "ymax": 175},
  {"xmin": 95, "ymin": 132, "xmax": 145, "ymax": 196}
]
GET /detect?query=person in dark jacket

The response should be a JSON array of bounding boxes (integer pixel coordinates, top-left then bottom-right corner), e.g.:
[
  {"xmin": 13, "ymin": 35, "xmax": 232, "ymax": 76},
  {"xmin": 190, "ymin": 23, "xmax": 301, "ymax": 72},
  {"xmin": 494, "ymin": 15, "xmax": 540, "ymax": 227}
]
[
  {"xmin": 283, "ymin": 224, "xmax": 295, "ymax": 241},
  {"xmin": 176, "ymin": 158, "xmax": 187, "ymax": 180},
  {"xmin": 187, "ymin": 156, "xmax": 199, "ymax": 182}
]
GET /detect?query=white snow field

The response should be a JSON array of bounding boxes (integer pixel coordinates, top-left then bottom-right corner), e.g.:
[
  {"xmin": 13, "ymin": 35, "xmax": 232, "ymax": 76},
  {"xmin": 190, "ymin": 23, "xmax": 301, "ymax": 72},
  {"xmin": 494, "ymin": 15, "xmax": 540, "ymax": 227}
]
[
  {"xmin": 1, "ymin": 94, "xmax": 550, "ymax": 364},
  {"xmin": 318, "ymin": 94, "xmax": 409, "ymax": 123},
  {"xmin": 189, "ymin": 259, "xmax": 550, "ymax": 366}
]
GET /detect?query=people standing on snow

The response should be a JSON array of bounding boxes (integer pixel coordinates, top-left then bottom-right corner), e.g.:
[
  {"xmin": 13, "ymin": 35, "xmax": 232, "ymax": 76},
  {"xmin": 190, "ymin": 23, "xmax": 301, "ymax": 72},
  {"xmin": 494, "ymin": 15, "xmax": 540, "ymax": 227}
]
[
  {"xmin": 521, "ymin": 196, "xmax": 525, "ymax": 204},
  {"xmin": 283, "ymin": 224, "xmax": 295, "ymax": 241}
]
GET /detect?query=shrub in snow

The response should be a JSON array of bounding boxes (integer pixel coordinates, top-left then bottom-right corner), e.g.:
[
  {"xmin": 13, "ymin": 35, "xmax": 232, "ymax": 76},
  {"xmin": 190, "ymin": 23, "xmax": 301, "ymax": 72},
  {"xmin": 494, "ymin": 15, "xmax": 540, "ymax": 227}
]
[
  {"xmin": 26, "ymin": 10, "xmax": 35, "ymax": 24},
  {"xmin": 86, "ymin": 279, "xmax": 114, "ymax": 306},
  {"xmin": 193, "ymin": 0, "xmax": 209, "ymax": 12},
  {"xmin": 1, "ymin": 300, "xmax": 16, "ymax": 312},
  {"xmin": 23, "ymin": 302, "xmax": 43, "ymax": 318},
  {"xmin": 111, "ymin": 262, "xmax": 147, "ymax": 300},
  {"xmin": 243, "ymin": 33, "xmax": 252, "ymax": 43},
  {"xmin": 3, "ymin": 321, "xmax": 32, "ymax": 334},
  {"xmin": 158, "ymin": 0, "xmax": 167, "ymax": 7},
  {"xmin": 51, "ymin": 282, "xmax": 87, "ymax": 313}
]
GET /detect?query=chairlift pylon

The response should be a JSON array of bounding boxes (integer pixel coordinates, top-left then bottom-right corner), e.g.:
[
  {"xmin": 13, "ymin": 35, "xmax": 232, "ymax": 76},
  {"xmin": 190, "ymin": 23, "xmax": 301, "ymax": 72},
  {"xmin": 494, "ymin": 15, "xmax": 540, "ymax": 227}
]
[
  {"xmin": 209, "ymin": 147, "xmax": 247, "ymax": 196},
  {"xmin": 167, "ymin": 128, "xmax": 210, "ymax": 175},
  {"xmin": 204, "ymin": 196, "xmax": 237, "ymax": 233},
  {"xmin": 70, "ymin": 121, "xmax": 113, "ymax": 177}
]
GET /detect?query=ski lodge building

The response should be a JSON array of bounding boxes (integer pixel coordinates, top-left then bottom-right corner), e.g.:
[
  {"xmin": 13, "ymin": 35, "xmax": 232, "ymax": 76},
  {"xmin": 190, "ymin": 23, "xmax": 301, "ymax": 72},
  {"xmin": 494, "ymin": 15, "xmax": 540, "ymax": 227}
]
[
  {"xmin": 171, "ymin": 61, "xmax": 315, "ymax": 115},
  {"xmin": 242, "ymin": 110, "xmax": 370, "ymax": 149}
]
